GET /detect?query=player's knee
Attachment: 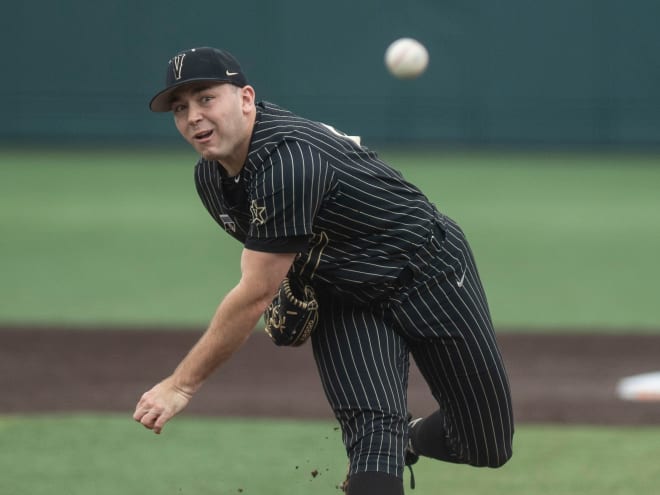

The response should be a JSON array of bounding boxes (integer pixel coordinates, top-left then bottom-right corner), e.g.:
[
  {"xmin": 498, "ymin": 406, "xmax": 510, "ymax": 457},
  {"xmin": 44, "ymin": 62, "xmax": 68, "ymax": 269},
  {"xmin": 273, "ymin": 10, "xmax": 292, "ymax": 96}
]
[
  {"xmin": 473, "ymin": 422, "xmax": 514, "ymax": 468},
  {"xmin": 486, "ymin": 451, "xmax": 512, "ymax": 468},
  {"xmin": 472, "ymin": 444, "xmax": 512, "ymax": 468}
]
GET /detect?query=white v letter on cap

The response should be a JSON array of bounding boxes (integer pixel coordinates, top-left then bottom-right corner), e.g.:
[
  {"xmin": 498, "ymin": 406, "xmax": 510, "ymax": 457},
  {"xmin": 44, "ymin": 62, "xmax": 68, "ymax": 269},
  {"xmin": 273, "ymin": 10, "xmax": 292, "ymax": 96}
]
[{"xmin": 172, "ymin": 54, "xmax": 186, "ymax": 80}]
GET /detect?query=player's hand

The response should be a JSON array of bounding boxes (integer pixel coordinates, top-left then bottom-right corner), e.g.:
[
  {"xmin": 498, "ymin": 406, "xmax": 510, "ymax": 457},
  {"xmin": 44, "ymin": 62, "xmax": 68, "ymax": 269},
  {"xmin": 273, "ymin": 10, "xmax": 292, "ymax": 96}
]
[{"xmin": 133, "ymin": 377, "xmax": 193, "ymax": 434}]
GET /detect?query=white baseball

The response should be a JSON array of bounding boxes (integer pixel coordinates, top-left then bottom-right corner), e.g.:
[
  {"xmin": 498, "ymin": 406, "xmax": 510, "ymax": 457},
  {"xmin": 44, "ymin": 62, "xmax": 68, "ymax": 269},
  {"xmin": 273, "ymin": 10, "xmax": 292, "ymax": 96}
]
[{"xmin": 385, "ymin": 38, "xmax": 429, "ymax": 79}]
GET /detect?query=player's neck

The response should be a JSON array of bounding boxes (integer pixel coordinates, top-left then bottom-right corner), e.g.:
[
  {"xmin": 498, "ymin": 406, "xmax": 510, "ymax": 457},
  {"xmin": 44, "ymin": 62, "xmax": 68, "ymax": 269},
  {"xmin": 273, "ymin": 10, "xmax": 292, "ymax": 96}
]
[
  {"xmin": 218, "ymin": 160, "xmax": 244, "ymax": 178},
  {"xmin": 221, "ymin": 110, "xmax": 255, "ymax": 176}
]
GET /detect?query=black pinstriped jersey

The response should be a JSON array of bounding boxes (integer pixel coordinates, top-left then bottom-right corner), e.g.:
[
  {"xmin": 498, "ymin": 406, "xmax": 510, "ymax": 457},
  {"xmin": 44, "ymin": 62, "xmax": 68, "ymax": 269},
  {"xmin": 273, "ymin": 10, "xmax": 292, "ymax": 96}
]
[{"xmin": 195, "ymin": 102, "xmax": 439, "ymax": 303}]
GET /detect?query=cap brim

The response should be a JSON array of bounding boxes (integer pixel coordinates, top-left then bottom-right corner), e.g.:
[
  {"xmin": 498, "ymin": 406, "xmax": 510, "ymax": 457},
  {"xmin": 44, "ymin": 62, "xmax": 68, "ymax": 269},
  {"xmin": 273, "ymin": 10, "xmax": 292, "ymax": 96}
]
[{"xmin": 149, "ymin": 77, "xmax": 230, "ymax": 112}]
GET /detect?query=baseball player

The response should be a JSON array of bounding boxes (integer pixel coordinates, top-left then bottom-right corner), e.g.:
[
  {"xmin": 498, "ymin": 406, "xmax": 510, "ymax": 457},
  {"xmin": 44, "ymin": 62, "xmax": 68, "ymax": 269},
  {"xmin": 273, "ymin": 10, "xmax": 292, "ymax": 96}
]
[{"xmin": 133, "ymin": 47, "xmax": 514, "ymax": 494}]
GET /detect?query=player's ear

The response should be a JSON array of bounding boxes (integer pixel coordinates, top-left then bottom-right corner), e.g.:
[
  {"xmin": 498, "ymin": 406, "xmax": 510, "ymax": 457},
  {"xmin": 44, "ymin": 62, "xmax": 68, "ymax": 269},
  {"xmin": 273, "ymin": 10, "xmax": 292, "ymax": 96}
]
[{"xmin": 240, "ymin": 85, "xmax": 256, "ymax": 110}]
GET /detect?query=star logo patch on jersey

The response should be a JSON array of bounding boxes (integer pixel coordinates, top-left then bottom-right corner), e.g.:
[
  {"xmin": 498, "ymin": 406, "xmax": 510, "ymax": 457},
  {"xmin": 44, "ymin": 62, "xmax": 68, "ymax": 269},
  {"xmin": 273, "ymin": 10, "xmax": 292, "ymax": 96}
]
[{"xmin": 250, "ymin": 200, "xmax": 267, "ymax": 226}]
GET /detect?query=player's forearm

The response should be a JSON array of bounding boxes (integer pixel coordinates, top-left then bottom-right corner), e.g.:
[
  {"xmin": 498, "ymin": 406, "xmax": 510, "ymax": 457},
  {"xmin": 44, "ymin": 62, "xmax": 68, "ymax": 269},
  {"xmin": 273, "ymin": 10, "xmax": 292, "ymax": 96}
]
[{"xmin": 170, "ymin": 281, "xmax": 271, "ymax": 394}]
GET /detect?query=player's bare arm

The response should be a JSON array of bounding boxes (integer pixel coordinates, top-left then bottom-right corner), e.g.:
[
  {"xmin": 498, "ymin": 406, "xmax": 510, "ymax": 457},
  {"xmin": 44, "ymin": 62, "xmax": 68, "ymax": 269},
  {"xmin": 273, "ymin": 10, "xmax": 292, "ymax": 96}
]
[{"xmin": 133, "ymin": 248, "xmax": 297, "ymax": 434}]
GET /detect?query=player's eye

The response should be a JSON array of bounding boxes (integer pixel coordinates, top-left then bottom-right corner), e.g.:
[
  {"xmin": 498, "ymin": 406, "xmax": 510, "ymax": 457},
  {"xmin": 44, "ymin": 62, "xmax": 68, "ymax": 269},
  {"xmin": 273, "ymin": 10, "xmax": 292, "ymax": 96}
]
[
  {"xmin": 200, "ymin": 95, "xmax": 214, "ymax": 104},
  {"xmin": 172, "ymin": 103, "xmax": 186, "ymax": 113}
]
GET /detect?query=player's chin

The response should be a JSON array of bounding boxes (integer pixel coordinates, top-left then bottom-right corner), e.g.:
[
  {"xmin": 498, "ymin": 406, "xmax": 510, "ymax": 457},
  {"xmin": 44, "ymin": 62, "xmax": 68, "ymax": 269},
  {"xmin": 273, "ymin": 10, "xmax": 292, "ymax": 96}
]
[
  {"xmin": 191, "ymin": 142, "xmax": 219, "ymax": 160},
  {"xmin": 199, "ymin": 148, "xmax": 222, "ymax": 161}
]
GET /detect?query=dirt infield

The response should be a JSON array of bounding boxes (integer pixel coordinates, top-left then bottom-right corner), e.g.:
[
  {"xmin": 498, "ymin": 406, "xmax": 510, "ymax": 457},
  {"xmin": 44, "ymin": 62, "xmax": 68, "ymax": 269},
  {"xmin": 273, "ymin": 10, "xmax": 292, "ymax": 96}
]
[{"xmin": 2, "ymin": 326, "xmax": 659, "ymax": 425}]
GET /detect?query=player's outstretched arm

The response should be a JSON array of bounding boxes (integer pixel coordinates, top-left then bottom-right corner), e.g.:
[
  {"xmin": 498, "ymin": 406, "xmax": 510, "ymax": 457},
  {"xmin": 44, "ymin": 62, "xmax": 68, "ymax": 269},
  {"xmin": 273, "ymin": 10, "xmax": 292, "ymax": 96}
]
[{"xmin": 133, "ymin": 248, "xmax": 297, "ymax": 434}]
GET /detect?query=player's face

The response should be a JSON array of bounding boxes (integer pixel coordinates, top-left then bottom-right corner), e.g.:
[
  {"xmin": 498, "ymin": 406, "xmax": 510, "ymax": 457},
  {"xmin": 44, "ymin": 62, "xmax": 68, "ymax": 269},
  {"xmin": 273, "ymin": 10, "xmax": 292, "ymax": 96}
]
[{"xmin": 171, "ymin": 83, "xmax": 255, "ymax": 166}]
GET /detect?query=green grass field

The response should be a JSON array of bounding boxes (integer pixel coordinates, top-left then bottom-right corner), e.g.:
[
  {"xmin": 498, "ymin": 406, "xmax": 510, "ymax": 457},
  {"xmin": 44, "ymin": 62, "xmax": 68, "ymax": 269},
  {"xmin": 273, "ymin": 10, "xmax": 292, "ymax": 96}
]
[
  {"xmin": 1, "ymin": 415, "xmax": 658, "ymax": 495},
  {"xmin": 2, "ymin": 148, "xmax": 660, "ymax": 495},
  {"xmin": 1, "ymin": 148, "xmax": 659, "ymax": 329}
]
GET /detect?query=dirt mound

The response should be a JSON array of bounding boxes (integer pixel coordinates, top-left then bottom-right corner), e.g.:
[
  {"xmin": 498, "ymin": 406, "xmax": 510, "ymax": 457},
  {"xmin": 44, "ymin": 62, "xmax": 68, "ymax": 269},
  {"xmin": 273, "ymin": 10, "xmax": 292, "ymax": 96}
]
[{"xmin": 2, "ymin": 327, "xmax": 659, "ymax": 424}]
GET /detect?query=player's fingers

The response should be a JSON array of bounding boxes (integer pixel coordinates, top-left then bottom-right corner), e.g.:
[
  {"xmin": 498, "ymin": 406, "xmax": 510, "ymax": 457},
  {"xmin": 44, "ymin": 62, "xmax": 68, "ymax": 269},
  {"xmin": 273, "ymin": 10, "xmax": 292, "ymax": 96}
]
[
  {"xmin": 139, "ymin": 410, "xmax": 162, "ymax": 430},
  {"xmin": 133, "ymin": 405, "xmax": 148, "ymax": 422},
  {"xmin": 153, "ymin": 412, "xmax": 172, "ymax": 435},
  {"xmin": 133, "ymin": 392, "xmax": 153, "ymax": 421},
  {"xmin": 133, "ymin": 399, "xmax": 155, "ymax": 422}
]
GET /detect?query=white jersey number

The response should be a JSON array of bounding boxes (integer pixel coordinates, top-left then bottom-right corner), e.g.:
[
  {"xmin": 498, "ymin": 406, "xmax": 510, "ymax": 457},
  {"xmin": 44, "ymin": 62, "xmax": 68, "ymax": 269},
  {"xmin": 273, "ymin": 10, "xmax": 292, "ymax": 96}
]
[{"xmin": 321, "ymin": 123, "xmax": 362, "ymax": 146}]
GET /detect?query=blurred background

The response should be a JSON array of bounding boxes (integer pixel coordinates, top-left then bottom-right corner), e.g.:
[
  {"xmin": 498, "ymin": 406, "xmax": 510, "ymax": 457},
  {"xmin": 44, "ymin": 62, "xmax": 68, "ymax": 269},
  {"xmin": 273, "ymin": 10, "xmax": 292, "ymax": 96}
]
[
  {"xmin": 2, "ymin": 2, "xmax": 660, "ymax": 494},
  {"xmin": 1, "ymin": 0, "xmax": 659, "ymax": 328},
  {"xmin": 2, "ymin": 0, "xmax": 659, "ymax": 147}
]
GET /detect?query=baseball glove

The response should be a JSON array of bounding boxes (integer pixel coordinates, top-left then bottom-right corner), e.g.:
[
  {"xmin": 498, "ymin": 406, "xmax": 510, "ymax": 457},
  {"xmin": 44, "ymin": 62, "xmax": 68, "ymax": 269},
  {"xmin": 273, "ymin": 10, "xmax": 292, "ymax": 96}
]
[{"xmin": 263, "ymin": 276, "xmax": 319, "ymax": 346}]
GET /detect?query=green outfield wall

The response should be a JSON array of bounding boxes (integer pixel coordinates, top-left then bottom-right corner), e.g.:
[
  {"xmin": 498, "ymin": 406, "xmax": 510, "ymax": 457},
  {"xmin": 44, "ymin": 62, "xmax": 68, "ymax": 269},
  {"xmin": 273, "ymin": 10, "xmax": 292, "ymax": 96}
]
[{"xmin": 3, "ymin": 0, "xmax": 659, "ymax": 145}]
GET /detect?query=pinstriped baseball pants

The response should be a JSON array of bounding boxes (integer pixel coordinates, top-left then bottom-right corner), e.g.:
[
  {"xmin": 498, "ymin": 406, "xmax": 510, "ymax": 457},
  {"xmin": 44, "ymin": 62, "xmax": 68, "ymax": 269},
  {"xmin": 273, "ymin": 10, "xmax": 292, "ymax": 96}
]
[{"xmin": 311, "ymin": 215, "xmax": 514, "ymax": 482}]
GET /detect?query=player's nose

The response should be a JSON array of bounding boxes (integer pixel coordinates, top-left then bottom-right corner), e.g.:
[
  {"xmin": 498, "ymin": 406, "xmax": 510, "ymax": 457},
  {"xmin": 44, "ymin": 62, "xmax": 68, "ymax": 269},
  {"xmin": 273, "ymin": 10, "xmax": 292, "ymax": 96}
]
[{"xmin": 187, "ymin": 103, "xmax": 204, "ymax": 126}]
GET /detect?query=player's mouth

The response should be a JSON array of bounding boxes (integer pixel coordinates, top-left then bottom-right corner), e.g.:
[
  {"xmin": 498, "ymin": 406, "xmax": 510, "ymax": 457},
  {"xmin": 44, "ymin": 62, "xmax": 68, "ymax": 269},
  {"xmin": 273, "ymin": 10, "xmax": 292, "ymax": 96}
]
[{"xmin": 193, "ymin": 130, "xmax": 214, "ymax": 142}]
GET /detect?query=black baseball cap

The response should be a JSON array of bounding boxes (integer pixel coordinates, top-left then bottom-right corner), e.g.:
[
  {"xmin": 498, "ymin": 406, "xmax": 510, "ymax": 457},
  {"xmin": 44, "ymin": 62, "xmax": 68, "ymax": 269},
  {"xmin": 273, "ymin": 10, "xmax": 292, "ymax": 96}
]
[{"xmin": 149, "ymin": 47, "xmax": 248, "ymax": 112}]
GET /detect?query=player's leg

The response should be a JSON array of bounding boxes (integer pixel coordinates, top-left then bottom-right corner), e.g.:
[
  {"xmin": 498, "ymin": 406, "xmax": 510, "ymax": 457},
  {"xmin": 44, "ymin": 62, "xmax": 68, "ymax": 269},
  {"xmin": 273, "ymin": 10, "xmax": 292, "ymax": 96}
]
[
  {"xmin": 408, "ymin": 341, "xmax": 513, "ymax": 467},
  {"xmin": 393, "ymin": 216, "xmax": 514, "ymax": 467},
  {"xmin": 310, "ymin": 297, "xmax": 411, "ymax": 495}
]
